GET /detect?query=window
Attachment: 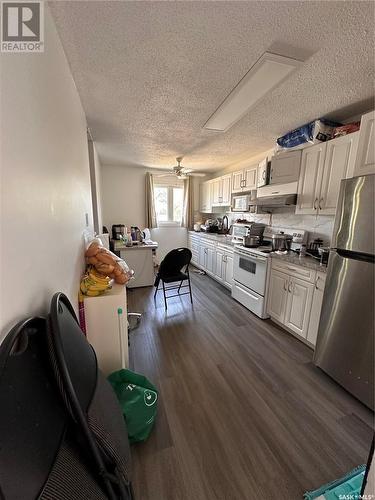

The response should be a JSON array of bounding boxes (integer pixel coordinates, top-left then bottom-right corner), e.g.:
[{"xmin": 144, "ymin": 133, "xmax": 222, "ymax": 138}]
[{"xmin": 154, "ymin": 180, "xmax": 184, "ymax": 225}]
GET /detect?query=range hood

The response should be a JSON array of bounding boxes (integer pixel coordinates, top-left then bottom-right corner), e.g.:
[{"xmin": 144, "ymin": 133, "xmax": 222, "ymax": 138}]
[{"xmin": 250, "ymin": 181, "xmax": 298, "ymax": 207}]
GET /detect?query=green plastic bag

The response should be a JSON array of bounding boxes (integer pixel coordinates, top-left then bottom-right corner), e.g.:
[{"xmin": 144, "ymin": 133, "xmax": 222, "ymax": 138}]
[{"xmin": 108, "ymin": 369, "xmax": 158, "ymax": 443}]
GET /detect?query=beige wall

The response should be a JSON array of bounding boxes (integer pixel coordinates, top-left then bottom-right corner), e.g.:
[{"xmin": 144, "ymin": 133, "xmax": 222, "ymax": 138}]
[
  {"xmin": 101, "ymin": 164, "xmax": 191, "ymax": 261},
  {"xmin": 0, "ymin": 6, "xmax": 93, "ymax": 339}
]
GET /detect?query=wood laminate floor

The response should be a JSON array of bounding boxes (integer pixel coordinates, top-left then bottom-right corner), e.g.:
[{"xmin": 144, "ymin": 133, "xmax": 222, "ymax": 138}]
[{"xmin": 127, "ymin": 270, "xmax": 374, "ymax": 500}]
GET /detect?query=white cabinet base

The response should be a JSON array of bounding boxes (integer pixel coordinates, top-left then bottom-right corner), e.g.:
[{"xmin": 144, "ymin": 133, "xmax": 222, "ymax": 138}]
[
  {"xmin": 84, "ymin": 283, "xmax": 128, "ymax": 376},
  {"xmin": 120, "ymin": 247, "xmax": 155, "ymax": 288}
]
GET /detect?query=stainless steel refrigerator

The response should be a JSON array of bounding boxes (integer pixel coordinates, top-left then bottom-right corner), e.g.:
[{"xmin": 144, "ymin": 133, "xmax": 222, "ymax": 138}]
[{"xmin": 314, "ymin": 174, "xmax": 375, "ymax": 410}]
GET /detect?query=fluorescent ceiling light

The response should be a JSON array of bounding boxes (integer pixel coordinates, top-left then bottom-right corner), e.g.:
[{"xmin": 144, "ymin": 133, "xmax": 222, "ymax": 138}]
[{"xmin": 203, "ymin": 52, "xmax": 303, "ymax": 132}]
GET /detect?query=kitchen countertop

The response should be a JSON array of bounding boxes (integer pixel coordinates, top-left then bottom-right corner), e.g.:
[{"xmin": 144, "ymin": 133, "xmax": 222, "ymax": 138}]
[
  {"xmin": 115, "ymin": 243, "xmax": 158, "ymax": 251},
  {"xmin": 189, "ymin": 232, "xmax": 328, "ymax": 272},
  {"xmin": 270, "ymin": 252, "xmax": 328, "ymax": 273},
  {"xmin": 188, "ymin": 231, "xmax": 235, "ymax": 247}
]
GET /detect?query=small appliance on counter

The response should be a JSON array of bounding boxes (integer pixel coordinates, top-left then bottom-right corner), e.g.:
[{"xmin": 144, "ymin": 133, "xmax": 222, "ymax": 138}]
[
  {"xmin": 271, "ymin": 231, "xmax": 293, "ymax": 254},
  {"xmin": 243, "ymin": 223, "xmax": 266, "ymax": 248},
  {"xmin": 130, "ymin": 226, "xmax": 143, "ymax": 243},
  {"xmin": 217, "ymin": 215, "xmax": 229, "ymax": 234},
  {"xmin": 112, "ymin": 224, "xmax": 126, "ymax": 240},
  {"xmin": 201, "ymin": 219, "xmax": 219, "ymax": 233}
]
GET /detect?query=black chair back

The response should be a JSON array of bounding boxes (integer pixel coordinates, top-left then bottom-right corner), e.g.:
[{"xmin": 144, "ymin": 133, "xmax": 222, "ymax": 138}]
[{"xmin": 159, "ymin": 248, "xmax": 192, "ymax": 279}]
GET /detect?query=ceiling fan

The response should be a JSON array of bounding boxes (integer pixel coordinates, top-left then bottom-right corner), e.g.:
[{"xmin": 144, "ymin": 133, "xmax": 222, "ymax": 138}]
[{"xmin": 165, "ymin": 157, "xmax": 206, "ymax": 179}]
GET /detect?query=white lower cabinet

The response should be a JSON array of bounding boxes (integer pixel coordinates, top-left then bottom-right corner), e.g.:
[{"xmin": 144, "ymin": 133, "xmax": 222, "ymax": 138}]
[
  {"xmin": 267, "ymin": 269, "xmax": 288, "ymax": 323},
  {"xmin": 187, "ymin": 235, "xmax": 233, "ymax": 290},
  {"xmin": 284, "ymin": 276, "xmax": 314, "ymax": 338},
  {"xmin": 306, "ymin": 272, "xmax": 326, "ymax": 345},
  {"xmin": 223, "ymin": 252, "xmax": 234, "ymax": 289},
  {"xmin": 206, "ymin": 245, "xmax": 215, "ymax": 275},
  {"xmin": 267, "ymin": 260, "xmax": 326, "ymax": 347},
  {"xmin": 214, "ymin": 247, "xmax": 225, "ymax": 282}
]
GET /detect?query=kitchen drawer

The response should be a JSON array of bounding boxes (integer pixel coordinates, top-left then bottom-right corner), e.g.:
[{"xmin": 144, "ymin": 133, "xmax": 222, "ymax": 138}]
[
  {"xmin": 201, "ymin": 239, "xmax": 216, "ymax": 249},
  {"xmin": 271, "ymin": 259, "xmax": 316, "ymax": 283},
  {"xmin": 188, "ymin": 234, "xmax": 200, "ymax": 244},
  {"xmin": 217, "ymin": 243, "xmax": 233, "ymax": 253},
  {"xmin": 232, "ymin": 281, "xmax": 267, "ymax": 319}
]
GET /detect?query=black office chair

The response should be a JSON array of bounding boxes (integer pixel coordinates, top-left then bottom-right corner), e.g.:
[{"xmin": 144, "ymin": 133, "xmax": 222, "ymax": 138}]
[{"xmin": 154, "ymin": 248, "xmax": 193, "ymax": 310}]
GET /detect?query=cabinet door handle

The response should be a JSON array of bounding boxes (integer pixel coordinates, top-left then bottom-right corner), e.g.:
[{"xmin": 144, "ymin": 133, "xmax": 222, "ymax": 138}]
[
  {"xmin": 283, "ymin": 280, "xmax": 288, "ymax": 291},
  {"xmin": 319, "ymin": 198, "xmax": 323, "ymax": 210},
  {"xmin": 313, "ymin": 198, "xmax": 318, "ymax": 210},
  {"xmin": 262, "ymin": 170, "xmax": 266, "ymax": 180},
  {"xmin": 288, "ymin": 281, "xmax": 293, "ymax": 293},
  {"xmin": 315, "ymin": 276, "xmax": 320, "ymax": 290}
]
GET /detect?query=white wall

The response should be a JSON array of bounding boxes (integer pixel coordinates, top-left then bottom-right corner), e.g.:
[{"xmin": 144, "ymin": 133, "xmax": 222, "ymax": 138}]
[
  {"xmin": 101, "ymin": 164, "xmax": 188, "ymax": 261},
  {"xmin": 0, "ymin": 6, "xmax": 93, "ymax": 339},
  {"xmin": 88, "ymin": 139, "xmax": 103, "ymax": 233}
]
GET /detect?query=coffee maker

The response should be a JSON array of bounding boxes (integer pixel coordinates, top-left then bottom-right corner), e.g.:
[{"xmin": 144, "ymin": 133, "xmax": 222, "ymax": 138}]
[{"xmin": 112, "ymin": 224, "xmax": 126, "ymax": 240}]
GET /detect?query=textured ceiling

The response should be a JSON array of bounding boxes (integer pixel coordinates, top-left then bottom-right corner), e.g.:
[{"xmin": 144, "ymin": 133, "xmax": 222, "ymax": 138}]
[{"xmin": 49, "ymin": 1, "xmax": 375, "ymax": 172}]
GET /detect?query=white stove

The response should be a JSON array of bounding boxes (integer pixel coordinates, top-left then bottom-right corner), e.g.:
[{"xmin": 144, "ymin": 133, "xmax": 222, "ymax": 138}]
[
  {"xmin": 232, "ymin": 228, "xmax": 308, "ymax": 319},
  {"xmin": 233, "ymin": 244, "xmax": 273, "ymax": 257}
]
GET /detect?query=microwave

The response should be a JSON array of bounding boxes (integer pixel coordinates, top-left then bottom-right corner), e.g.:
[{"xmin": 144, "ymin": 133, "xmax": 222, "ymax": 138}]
[{"xmin": 232, "ymin": 194, "xmax": 252, "ymax": 212}]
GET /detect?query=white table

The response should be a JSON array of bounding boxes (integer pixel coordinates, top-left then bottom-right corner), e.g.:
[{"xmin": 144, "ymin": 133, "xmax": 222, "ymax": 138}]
[{"xmin": 118, "ymin": 243, "xmax": 158, "ymax": 288}]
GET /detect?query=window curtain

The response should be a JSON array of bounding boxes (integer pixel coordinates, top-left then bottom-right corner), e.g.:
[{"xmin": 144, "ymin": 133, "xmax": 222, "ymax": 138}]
[
  {"xmin": 145, "ymin": 172, "xmax": 157, "ymax": 228},
  {"xmin": 182, "ymin": 176, "xmax": 194, "ymax": 229}
]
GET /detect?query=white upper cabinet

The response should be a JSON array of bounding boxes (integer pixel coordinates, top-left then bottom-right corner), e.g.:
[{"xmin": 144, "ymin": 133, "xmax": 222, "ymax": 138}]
[
  {"xmin": 296, "ymin": 142, "xmax": 326, "ymax": 214},
  {"xmin": 257, "ymin": 157, "xmax": 269, "ymax": 188},
  {"xmin": 231, "ymin": 165, "xmax": 257, "ymax": 193},
  {"xmin": 221, "ymin": 174, "xmax": 232, "ymax": 205},
  {"xmin": 270, "ymin": 150, "xmax": 302, "ymax": 185},
  {"xmin": 211, "ymin": 178, "xmax": 221, "ymax": 205},
  {"xmin": 354, "ymin": 110, "xmax": 375, "ymax": 177},
  {"xmin": 211, "ymin": 174, "xmax": 231, "ymax": 206},
  {"xmin": 200, "ymin": 181, "xmax": 212, "ymax": 213},
  {"xmin": 243, "ymin": 167, "xmax": 257, "ymax": 190},
  {"xmin": 296, "ymin": 132, "xmax": 360, "ymax": 215},
  {"xmin": 232, "ymin": 170, "xmax": 243, "ymax": 193},
  {"xmin": 319, "ymin": 132, "xmax": 359, "ymax": 215}
]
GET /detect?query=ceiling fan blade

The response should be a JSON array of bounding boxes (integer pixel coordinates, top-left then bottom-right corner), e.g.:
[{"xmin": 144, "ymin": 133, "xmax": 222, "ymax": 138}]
[
  {"xmin": 189, "ymin": 173, "xmax": 206, "ymax": 177},
  {"xmin": 158, "ymin": 172, "xmax": 174, "ymax": 177}
]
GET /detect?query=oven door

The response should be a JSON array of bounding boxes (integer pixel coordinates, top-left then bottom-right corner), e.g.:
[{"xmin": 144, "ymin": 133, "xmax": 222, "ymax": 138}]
[{"xmin": 233, "ymin": 249, "xmax": 268, "ymax": 296}]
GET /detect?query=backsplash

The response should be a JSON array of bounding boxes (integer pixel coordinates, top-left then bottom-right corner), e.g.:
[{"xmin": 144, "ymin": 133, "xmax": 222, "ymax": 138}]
[{"xmin": 197, "ymin": 207, "xmax": 335, "ymax": 246}]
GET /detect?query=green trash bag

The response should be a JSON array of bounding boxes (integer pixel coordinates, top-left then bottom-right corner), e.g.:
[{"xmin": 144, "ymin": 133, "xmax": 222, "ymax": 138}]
[{"xmin": 107, "ymin": 369, "xmax": 158, "ymax": 443}]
